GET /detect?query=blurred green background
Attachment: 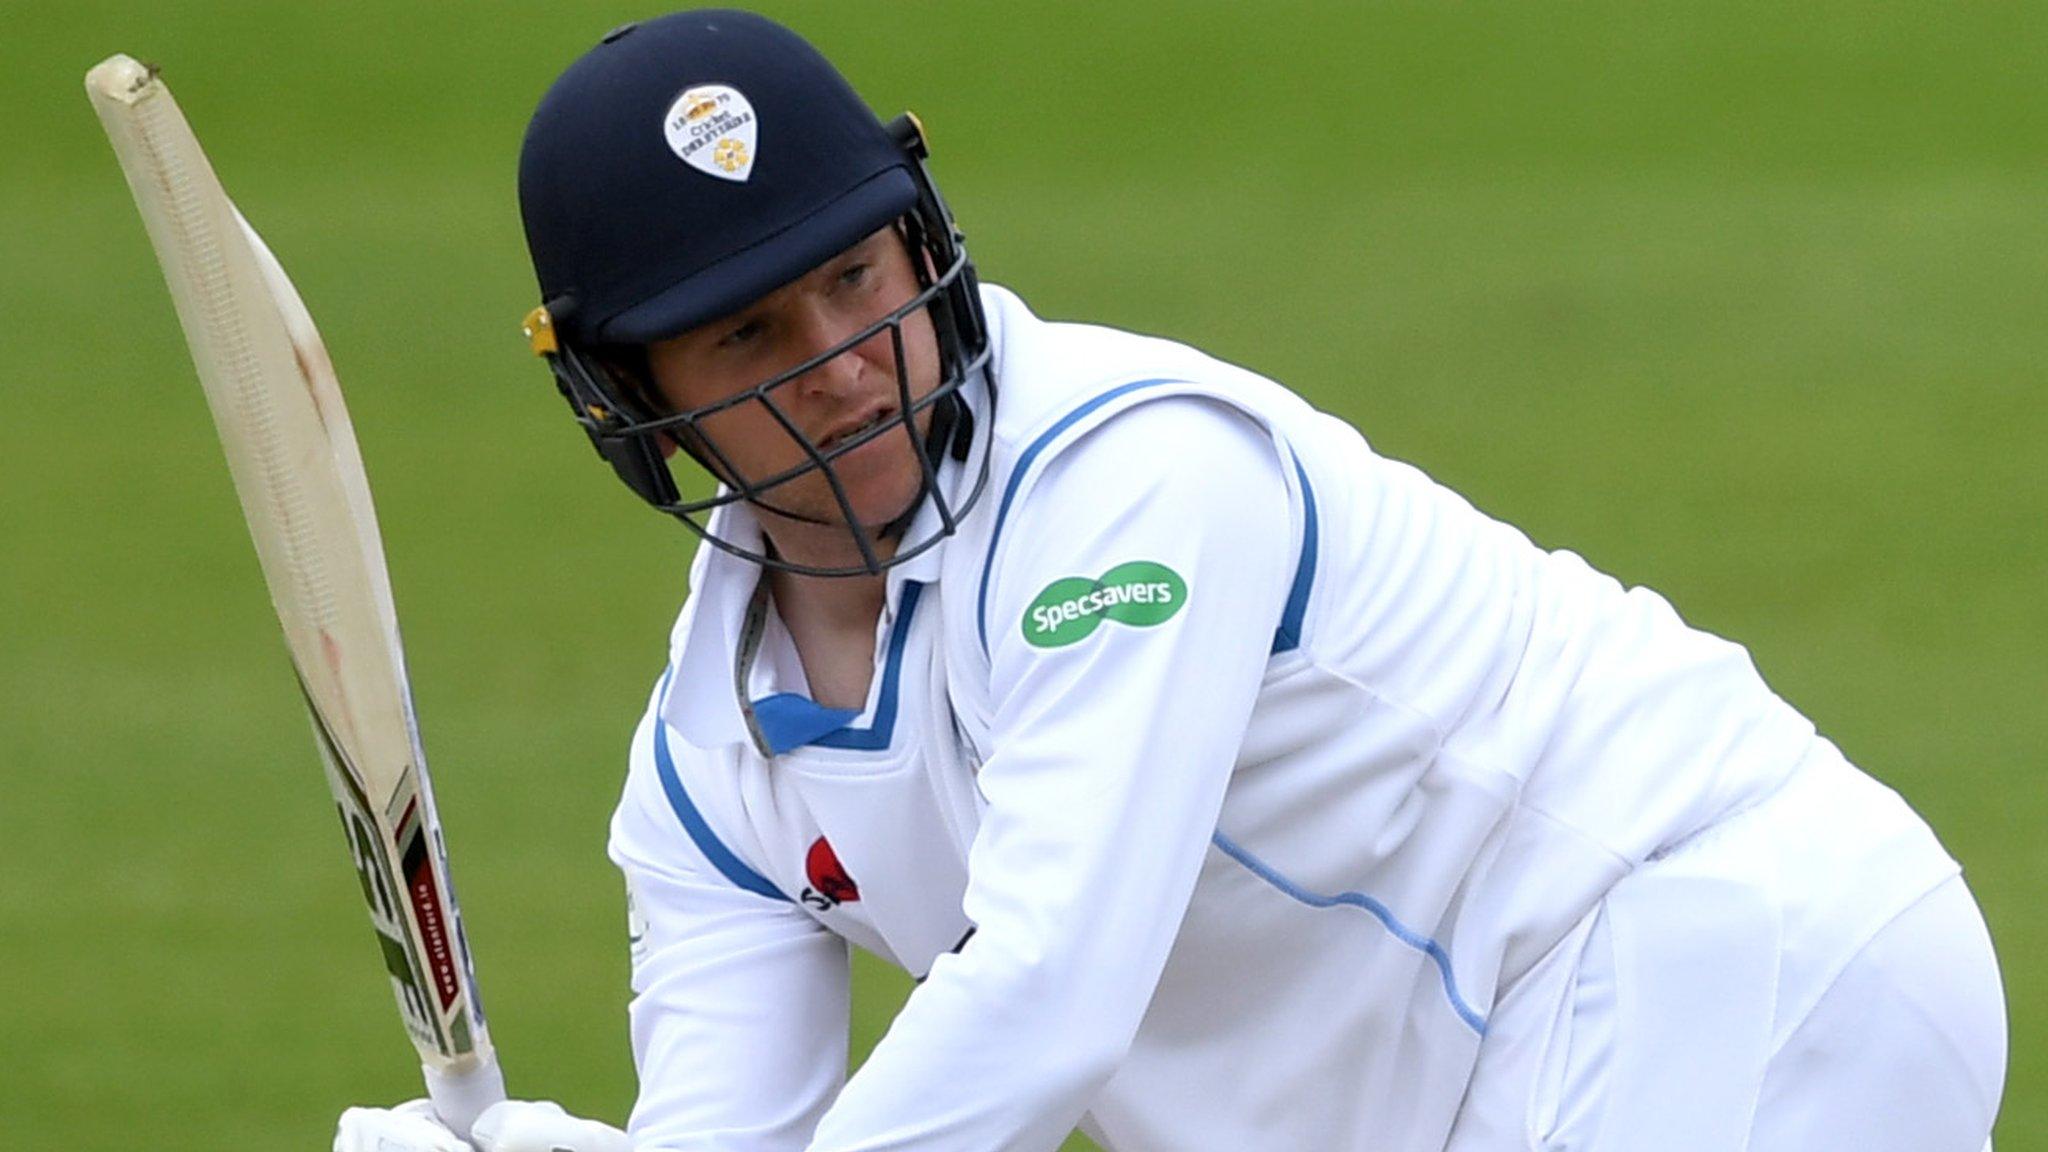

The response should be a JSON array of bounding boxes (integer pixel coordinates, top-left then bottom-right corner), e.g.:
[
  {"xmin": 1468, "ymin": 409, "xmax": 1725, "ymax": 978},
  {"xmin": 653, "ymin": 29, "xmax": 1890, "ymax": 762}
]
[{"xmin": 4, "ymin": 2, "xmax": 2040, "ymax": 1148}]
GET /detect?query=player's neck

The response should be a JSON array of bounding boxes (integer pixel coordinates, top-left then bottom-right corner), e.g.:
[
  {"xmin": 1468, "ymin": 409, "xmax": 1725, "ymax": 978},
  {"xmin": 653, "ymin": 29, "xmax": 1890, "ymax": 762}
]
[{"xmin": 767, "ymin": 567, "xmax": 887, "ymax": 710}]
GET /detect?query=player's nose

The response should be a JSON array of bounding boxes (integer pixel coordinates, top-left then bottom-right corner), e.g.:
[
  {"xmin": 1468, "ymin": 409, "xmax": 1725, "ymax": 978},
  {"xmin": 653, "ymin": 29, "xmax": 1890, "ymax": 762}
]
[{"xmin": 788, "ymin": 307, "xmax": 875, "ymax": 399}]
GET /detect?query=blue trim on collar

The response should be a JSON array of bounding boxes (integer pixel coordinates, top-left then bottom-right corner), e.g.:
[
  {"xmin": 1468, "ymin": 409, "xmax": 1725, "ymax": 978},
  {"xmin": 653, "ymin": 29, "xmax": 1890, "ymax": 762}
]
[
  {"xmin": 1271, "ymin": 454, "xmax": 1319, "ymax": 654},
  {"xmin": 751, "ymin": 581, "xmax": 925, "ymax": 754},
  {"xmin": 751, "ymin": 694, "xmax": 861, "ymax": 753},
  {"xmin": 651, "ymin": 668, "xmax": 789, "ymax": 903},
  {"xmin": 1211, "ymin": 829, "xmax": 1486, "ymax": 1035},
  {"xmin": 977, "ymin": 378, "xmax": 1184, "ymax": 655}
]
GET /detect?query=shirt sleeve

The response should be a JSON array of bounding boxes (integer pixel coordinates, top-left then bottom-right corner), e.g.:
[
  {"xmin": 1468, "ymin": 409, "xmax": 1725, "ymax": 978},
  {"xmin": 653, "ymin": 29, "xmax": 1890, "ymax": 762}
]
[
  {"xmin": 807, "ymin": 396, "xmax": 1299, "ymax": 1151},
  {"xmin": 612, "ymin": 707, "xmax": 854, "ymax": 1152}
]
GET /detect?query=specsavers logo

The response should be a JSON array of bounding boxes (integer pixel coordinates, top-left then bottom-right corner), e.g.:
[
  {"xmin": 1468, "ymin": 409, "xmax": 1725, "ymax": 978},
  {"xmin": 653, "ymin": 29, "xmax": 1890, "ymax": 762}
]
[
  {"xmin": 1022, "ymin": 561, "xmax": 1187, "ymax": 649},
  {"xmin": 662, "ymin": 83, "xmax": 757, "ymax": 181}
]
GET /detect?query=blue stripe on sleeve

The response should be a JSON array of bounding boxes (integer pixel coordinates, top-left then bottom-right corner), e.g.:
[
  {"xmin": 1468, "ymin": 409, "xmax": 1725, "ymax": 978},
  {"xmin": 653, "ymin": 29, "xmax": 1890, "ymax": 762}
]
[
  {"xmin": 975, "ymin": 382, "xmax": 1322, "ymax": 659},
  {"xmin": 1270, "ymin": 453, "xmax": 1319, "ymax": 654},
  {"xmin": 976, "ymin": 378, "xmax": 1184, "ymax": 656},
  {"xmin": 651, "ymin": 669, "xmax": 789, "ymax": 902}
]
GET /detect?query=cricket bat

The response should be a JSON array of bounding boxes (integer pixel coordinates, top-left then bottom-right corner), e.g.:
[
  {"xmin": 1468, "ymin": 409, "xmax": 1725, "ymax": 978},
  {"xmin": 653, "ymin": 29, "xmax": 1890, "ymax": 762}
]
[{"xmin": 84, "ymin": 54, "xmax": 506, "ymax": 1138}]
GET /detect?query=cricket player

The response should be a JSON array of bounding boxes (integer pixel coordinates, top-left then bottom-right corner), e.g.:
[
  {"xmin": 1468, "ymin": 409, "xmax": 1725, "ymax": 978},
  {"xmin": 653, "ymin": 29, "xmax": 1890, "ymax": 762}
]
[{"xmin": 338, "ymin": 9, "xmax": 2007, "ymax": 1151}]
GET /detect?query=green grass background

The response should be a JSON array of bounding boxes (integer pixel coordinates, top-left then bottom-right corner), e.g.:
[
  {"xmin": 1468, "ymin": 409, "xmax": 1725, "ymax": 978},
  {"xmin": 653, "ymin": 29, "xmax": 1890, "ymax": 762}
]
[{"xmin": 4, "ymin": 2, "xmax": 2040, "ymax": 1147}]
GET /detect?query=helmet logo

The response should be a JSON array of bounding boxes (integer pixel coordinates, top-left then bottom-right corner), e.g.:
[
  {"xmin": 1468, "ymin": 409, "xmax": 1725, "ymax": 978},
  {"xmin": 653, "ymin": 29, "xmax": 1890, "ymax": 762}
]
[{"xmin": 662, "ymin": 84, "xmax": 758, "ymax": 182}]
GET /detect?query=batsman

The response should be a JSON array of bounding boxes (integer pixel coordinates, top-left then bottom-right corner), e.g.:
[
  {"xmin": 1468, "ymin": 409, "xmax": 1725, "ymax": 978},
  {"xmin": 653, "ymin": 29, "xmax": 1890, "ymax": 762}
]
[{"xmin": 341, "ymin": 9, "xmax": 2006, "ymax": 1151}]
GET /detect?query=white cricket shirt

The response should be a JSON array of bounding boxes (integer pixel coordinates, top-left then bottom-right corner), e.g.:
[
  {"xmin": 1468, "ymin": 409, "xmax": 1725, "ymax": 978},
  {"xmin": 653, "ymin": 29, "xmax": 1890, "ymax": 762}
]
[{"xmin": 606, "ymin": 286, "xmax": 1956, "ymax": 1151}]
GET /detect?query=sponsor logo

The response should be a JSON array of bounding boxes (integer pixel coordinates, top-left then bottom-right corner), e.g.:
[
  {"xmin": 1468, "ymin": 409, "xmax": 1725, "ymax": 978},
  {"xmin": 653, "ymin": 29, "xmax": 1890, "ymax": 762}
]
[
  {"xmin": 1022, "ymin": 560, "xmax": 1188, "ymax": 648},
  {"xmin": 800, "ymin": 836, "xmax": 860, "ymax": 911},
  {"xmin": 662, "ymin": 83, "xmax": 758, "ymax": 182}
]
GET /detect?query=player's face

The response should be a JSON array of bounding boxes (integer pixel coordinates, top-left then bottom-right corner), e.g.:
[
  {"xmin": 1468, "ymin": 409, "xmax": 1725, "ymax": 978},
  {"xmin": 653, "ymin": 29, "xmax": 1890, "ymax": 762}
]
[{"xmin": 646, "ymin": 227, "xmax": 941, "ymax": 542}]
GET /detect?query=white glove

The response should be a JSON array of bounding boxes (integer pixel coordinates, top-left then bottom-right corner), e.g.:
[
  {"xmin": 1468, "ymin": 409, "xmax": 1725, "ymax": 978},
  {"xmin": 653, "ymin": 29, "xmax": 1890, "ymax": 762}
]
[
  {"xmin": 334, "ymin": 1100, "xmax": 470, "ymax": 1152},
  {"xmin": 335, "ymin": 1099, "xmax": 629, "ymax": 1152},
  {"xmin": 471, "ymin": 1100, "xmax": 631, "ymax": 1152}
]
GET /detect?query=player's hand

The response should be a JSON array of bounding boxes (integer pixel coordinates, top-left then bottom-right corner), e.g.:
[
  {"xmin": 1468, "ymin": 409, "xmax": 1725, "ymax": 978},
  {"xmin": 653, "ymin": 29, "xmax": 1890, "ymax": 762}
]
[
  {"xmin": 334, "ymin": 1098, "xmax": 629, "ymax": 1152},
  {"xmin": 334, "ymin": 1099, "xmax": 470, "ymax": 1152},
  {"xmin": 471, "ymin": 1100, "xmax": 630, "ymax": 1152}
]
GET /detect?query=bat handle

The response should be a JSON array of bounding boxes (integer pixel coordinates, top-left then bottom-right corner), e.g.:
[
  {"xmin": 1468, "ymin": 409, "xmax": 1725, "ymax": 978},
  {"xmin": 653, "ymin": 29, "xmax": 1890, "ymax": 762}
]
[{"xmin": 423, "ymin": 1053, "xmax": 508, "ymax": 1142}]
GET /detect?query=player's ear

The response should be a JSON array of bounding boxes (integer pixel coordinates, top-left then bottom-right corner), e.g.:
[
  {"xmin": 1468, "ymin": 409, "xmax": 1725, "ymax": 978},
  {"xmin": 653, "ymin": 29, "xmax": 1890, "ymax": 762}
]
[
  {"xmin": 652, "ymin": 409, "xmax": 732, "ymax": 485},
  {"xmin": 590, "ymin": 344, "xmax": 664, "ymax": 419}
]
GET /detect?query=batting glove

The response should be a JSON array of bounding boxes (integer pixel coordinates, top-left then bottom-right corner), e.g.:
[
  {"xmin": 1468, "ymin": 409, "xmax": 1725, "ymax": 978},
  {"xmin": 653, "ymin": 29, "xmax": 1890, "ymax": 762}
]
[
  {"xmin": 472, "ymin": 1100, "xmax": 630, "ymax": 1152},
  {"xmin": 334, "ymin": 1098, "xmax": 629, "ymax": 1152},
  {"xmin": 334, "ymin": 1099, "xmax": 471, "ymax": 1152}
]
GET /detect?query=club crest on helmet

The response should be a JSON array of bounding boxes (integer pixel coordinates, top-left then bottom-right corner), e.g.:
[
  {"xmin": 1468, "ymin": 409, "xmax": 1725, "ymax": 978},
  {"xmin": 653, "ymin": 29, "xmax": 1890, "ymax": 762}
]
[{"xmin": 663, "ymin": 84, "xmax": 757, "ymax": 181}]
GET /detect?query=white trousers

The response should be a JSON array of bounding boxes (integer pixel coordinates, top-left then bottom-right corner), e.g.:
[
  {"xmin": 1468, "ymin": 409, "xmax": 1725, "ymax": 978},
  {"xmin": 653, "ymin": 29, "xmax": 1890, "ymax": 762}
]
[{"xmin": 1448, "ymin": 743, "xmax": 2007, "ymax": 1152}]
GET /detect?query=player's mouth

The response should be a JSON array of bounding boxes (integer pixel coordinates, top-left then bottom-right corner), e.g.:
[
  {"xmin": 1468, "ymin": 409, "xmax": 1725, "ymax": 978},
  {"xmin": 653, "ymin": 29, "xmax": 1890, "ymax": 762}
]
[{"xmin": 817, "ymin": 406, "xmax": 897, "ymax": 454}]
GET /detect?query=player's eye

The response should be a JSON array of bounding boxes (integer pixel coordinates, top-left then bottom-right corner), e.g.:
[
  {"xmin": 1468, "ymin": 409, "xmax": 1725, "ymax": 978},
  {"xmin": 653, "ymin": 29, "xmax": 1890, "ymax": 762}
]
[
  {"xmin": 717, "ymin": 318, "xmax": 765, "ymax": 348},
  {"xmin": 836, "ymin": 262, "xmax": 870, "ymax": 289}
]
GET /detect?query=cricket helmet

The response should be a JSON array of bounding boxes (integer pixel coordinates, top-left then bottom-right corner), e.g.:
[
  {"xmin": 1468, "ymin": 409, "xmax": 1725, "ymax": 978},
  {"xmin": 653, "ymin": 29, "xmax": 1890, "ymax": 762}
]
[{"xmin": 516, "ymin": 8, "xmax": 992, "ymax": 575}]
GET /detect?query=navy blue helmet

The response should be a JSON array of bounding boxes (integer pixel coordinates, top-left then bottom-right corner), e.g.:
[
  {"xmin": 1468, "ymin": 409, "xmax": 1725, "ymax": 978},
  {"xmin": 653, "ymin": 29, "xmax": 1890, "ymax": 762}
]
[{"xmin": 517, "ymin": 9, "xmax": 991, "ymax": 574}]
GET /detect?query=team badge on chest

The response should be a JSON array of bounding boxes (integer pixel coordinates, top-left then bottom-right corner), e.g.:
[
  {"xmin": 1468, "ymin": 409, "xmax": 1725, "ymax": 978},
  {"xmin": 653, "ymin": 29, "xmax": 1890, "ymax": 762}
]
[
  {"xmin": 662, "ymin": 83, "xmax": 758, "ymax": 181},
  {"xmin": 801, "ymin": 836, "xmax": 861, "ymax": 911}
]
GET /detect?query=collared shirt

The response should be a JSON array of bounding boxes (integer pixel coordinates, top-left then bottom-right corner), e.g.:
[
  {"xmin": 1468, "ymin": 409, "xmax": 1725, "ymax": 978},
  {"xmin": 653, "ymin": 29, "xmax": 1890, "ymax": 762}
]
[{"xmin": 607, "ymin": 285, "xmax": 1949, "ymax": 1152}]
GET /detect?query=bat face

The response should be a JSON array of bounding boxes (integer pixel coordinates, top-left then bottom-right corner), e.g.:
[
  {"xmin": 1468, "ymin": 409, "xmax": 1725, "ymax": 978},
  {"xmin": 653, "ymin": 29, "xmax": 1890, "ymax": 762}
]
[
  {"xmin": 84, "ymin": 53, "xmax": 503, "ymax": 1137},
  {"xmin": 312, "ymin": 687, "xmax": 479, "ymax": 1060}
]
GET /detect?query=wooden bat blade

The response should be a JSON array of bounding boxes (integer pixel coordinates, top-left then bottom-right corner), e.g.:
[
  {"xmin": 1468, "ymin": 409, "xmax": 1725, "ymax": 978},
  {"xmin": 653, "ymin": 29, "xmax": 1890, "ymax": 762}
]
[{"xmin": 84, "ymin": 53, "xmax": 504, "ymax": 1137}]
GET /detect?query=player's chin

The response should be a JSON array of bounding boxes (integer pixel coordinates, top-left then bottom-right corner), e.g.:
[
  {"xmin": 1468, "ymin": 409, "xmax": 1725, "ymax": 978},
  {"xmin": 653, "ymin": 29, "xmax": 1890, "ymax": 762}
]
[
  {"xmin": 838, "ymin": 467, "xmax": 927, "ymax": 533},
  {"xmin": 824, "ymin": 432, "xmax": 926, "ymax": 521}
]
